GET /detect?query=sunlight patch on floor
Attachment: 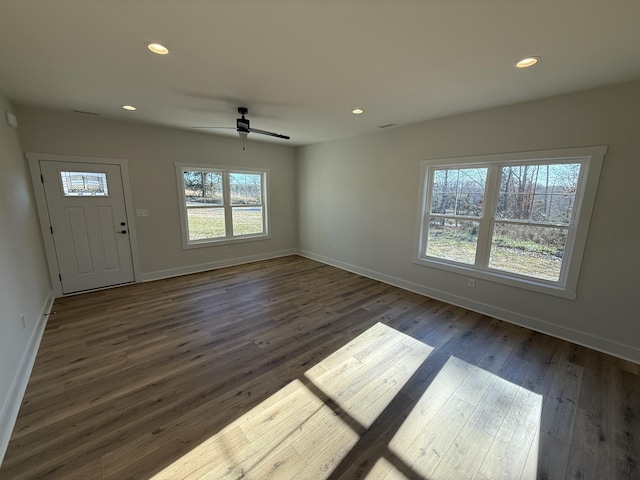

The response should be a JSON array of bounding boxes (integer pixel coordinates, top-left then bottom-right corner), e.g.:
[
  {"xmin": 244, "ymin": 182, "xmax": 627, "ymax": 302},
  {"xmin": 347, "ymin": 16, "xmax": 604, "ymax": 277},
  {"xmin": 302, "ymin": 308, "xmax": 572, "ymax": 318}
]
[
  {"xmin": 151, "ymin": 379, "xmax": 357, "ymax": 479},
  {"xmin": 387, "ymin": 356, "xmax": 543, "ymax": 480},
  {"xmin": 150, "ymin": 322, "xmax": 542, "ymax": 479},
  {"xmin": 152, "ymin": 322, "xmax": 432, "ymax": 479},
  {"xmin": 305, "ymin": 322, "xmax": 434, "ymax": 428}
]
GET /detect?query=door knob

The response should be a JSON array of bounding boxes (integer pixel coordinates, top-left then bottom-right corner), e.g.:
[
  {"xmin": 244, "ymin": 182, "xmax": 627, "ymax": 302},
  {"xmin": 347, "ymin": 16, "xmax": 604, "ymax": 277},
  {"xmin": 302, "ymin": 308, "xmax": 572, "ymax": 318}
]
[
  {"xmin": 120, "ymin": 230, "xmax": 127, "ymax": 234},
  {"xmin": 120, "ymin": 222, "xmax": 126, "ymax": 226}
]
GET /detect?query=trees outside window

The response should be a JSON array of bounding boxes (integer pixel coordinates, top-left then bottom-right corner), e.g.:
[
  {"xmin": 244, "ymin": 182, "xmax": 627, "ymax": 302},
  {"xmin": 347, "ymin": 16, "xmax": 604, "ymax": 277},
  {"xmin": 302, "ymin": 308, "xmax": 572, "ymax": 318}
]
[
  {"xmin": 414, "ymin": 146, "xmax": 607, "ymax": 298},
  {"xmin": 177, "ymin": 164, "xmax": 269, "ymax": 247}
]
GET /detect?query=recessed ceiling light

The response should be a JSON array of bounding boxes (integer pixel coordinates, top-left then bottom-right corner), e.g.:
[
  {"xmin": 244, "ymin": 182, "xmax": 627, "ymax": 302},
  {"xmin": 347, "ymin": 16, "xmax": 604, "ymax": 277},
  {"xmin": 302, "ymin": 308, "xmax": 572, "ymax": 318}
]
[
  {"xmin": 122, "ymin": 105, "xmax": 137, "ymax": 111},
  {"xmin": 352, "ymin": 108, "xmax": 365, "ymax": 115},
  {"xmin": 515, "ymin": 56, "xmax": 541, "ymax": 68},
  {"xmin": 146, "ymin": 42, "xmax": 170, "ymax": 55}
]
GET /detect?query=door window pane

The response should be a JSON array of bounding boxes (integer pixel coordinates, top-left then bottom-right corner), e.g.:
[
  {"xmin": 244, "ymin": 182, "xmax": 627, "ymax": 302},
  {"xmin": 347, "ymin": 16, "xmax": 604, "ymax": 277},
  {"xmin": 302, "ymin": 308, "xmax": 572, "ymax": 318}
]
[{"xmin": 60, "ymin": 171, "xmax": 108, "ymax": 196}]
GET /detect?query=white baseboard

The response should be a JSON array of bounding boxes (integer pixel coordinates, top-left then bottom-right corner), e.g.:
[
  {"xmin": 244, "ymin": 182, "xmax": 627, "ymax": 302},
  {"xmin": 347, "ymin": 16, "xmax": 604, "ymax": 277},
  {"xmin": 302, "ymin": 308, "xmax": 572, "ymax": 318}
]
[
  {"xmin": 0, "ymin": 290, "xmax": 55, "ymax": 467},
  {"xmin": 140, "ymin": 249, "xmax": 298, "ymax": 283},
  {"xmin": 297, "ymin": 250, "xmax": 640, "ymax": 365}
]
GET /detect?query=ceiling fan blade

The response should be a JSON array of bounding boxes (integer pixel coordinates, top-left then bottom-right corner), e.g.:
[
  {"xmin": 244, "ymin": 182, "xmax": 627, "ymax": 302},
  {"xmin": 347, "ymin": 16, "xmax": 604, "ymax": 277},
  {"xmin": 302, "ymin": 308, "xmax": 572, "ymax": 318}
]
[
  {"xmin": 248, "ymin": 127, "xmax": 290, "ymax": 140},
  {"xmin": 191, "ymin": 126, "xmax": 236, "ymax": 130}
]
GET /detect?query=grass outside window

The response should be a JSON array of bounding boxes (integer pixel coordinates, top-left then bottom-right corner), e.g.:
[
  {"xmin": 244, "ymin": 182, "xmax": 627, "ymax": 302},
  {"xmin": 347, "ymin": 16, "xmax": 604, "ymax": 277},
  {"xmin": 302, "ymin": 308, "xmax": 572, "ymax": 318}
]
[
  {"xmin": 177, "ymin": 164, "xmax": 269, "ymax": 247},
  {"xmin": 414, "ymin": 146, "xmax": 607, "ymax": 298}
]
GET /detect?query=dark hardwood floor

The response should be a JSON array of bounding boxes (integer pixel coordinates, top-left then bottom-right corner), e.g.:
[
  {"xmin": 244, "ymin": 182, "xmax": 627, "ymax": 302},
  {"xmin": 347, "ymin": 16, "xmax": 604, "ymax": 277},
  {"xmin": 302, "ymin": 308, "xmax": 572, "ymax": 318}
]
[{"xmin": 1, "ymin": 256, "xmax": 638, "ymax": 479}]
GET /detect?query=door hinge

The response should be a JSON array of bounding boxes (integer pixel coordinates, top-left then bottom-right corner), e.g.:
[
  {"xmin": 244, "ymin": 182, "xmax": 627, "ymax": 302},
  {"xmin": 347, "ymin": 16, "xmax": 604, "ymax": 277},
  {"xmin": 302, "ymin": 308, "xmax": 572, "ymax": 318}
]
[
  {"xmin": 40, "ymin": 174, "xmax": 44, "ymax": 183},
  {"xmin": 50, "ymin": 226, "xmax": 53, "ymax": 234},
  {"xmin": 58, "ymin": 274, "xmax": 62, "ymax": 282}
]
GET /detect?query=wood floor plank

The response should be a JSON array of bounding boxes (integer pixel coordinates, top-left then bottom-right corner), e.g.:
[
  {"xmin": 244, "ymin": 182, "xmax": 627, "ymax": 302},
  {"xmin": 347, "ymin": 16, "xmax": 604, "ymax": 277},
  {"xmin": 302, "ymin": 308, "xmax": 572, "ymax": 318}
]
[
  {"xmin": 404, "ymin": 395, "xmax": 475, "ymax": 478},
  {"xmin": 342, "ymin": 366, "xmax": 412, "ymax": 428},
  {"xmin": 144, "ymin": 426, "xmax": 249, "ymax": 480},
  {"xmin": 388, "ymin": 356, "xmax": 474, "ymax": 455},
  {"xmin": 540, "ymin": 359, "xmax": 583, "ymax": 445},
  {"xmin": 564, "ymin": 351, "xmax": 613, "ymax": 479},
  {"xmin": 520, "ymin": 422, "xmax": 541, "ymax": 480},
  {"xmin": 432, "ymin": 420, "xmax": 495, "ymax": 480},
  {"xmin": 533, "ymin": 431, "xmax": 570, "ymax": 480},
  {"xmin": 286, "ymin": 403, "xmax": 348, "ymax": 464},
  {"xmin": 610, "ymin": 367, "xmax": 640, "ymax": 480},
  {"xmin": 454, "ymin": 365, "xmax": 497, "ymax": 407},
  {"xmin": 294, "ymin": 425, "xmax": 360, "ymax": 478},
  {"xmin": 477, "ymin": 386, "xmax": 542, "ymax": 479},
  {"xmin": 1, "ymin": 255, "xmax": 638, "ymax": 480},
  {"xmin": 365, "ymin": 457, "xmax": 402, "ymax": 480},
  {"xmin": 247, "ymin": 444, "xmax": 307, "ymax": 480},
  {"xmin": 468, "ymin": 375, "xmax": 519, "ymax": 437}
]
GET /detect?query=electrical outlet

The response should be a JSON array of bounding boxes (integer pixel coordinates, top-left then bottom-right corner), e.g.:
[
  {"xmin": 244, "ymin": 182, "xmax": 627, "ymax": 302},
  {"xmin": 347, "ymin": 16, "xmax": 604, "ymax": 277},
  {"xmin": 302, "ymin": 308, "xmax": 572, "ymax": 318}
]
[
  {"xmin": 20, "ymin": 314, "xmax": 26, "ymax": 329},
  {"xmin": 224, "ymin": 246, "xmax": 230, "ymax": 253},
  {"xmin": 331, "ymin": 245, "xmax": 337, "ymax": 253},
  {"xmin": 468, "ymin": 278, "xmax": 476, "ymax": 289}
]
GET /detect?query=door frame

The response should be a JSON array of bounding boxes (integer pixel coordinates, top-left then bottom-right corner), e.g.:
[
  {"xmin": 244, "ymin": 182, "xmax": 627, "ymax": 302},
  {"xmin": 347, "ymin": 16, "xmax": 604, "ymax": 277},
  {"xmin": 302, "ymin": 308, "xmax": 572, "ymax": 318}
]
[{"xmin": 27, "ymin": 152, "xmax": 141, "ymax": 297}]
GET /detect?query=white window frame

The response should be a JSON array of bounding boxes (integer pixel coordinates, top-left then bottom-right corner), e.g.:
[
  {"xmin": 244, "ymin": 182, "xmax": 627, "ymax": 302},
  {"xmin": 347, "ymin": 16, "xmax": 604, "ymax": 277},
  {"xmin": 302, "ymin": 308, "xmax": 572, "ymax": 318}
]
[
  {"xmin": 176, "ymin": 163, "xmax": 270, "ymax": 248},
  {"xmin": 413, "ymin": 146, "xmax": 607, "ymax": 299}
]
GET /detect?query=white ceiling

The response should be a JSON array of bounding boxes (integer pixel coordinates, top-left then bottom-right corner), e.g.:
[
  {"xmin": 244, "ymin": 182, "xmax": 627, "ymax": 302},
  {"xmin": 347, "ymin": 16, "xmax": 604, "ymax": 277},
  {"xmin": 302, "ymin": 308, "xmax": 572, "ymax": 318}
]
[{"xmin": 1, "ymin": 0, "xmax": 639, "ymax": 147}]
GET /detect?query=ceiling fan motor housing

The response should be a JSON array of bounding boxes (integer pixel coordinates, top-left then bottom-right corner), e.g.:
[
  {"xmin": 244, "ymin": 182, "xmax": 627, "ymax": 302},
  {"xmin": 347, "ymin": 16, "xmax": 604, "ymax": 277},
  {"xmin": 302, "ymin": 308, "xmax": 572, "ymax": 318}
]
[{"xmin": 237, "ymin": 116, "xmax": 250, "ymax": 133}]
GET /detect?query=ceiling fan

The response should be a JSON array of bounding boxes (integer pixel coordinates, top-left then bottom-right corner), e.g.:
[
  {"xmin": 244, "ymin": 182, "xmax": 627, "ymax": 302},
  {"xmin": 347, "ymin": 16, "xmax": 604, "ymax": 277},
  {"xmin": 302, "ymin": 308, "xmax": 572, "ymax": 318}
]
[{"xmin": 193, "ymin": 107, "xmax": 290, "ymax": 149}]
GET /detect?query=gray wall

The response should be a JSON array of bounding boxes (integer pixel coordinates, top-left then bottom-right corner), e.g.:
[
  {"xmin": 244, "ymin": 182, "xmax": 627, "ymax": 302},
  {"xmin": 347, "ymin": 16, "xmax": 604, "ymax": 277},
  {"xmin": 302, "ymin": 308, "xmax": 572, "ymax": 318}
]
[
  {"xmin": 0, "ymin": 92, "xmax": 51, "ymax": 458},
  {"xmin": 297, "ymin": 80, "xmax": 640, "ymax": 362},
  {"xmin": 15, "ymin": 107, "xmax": 298, "ymax": 279},
  {"xmin": 2, "ymin": 80, "xmax": 640, "ymax": 466}
]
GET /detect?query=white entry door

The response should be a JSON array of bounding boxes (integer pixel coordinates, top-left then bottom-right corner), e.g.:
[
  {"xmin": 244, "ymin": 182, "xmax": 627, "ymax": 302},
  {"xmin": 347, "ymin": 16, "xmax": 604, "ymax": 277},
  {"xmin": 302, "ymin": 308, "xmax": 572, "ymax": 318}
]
[{"xmin": 40, "ymin": 160, "xmax": 135, "ymax": 294}]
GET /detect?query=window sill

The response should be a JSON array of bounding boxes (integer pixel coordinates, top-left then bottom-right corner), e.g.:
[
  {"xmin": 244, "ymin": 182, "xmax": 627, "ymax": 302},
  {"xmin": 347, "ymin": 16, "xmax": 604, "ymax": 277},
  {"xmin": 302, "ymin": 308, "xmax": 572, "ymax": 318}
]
[
  {"xmin": 182, "ymin": 234, "xmax": 271, "ymax": 250},
  {"xmin": 412, "ymin": 256, "xmax": 576, "ymax": 300}
]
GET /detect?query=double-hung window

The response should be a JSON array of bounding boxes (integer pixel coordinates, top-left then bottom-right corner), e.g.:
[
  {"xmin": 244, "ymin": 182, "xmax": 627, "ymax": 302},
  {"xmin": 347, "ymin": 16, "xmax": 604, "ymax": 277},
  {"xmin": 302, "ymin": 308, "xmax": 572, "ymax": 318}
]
[
  {"xmin": 177, "ymin": 164, "xmax": 269, "ymax": 247},
  {"xmin": 414, "ymin": 146, "xmax": 606, "ymax": 298}
]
